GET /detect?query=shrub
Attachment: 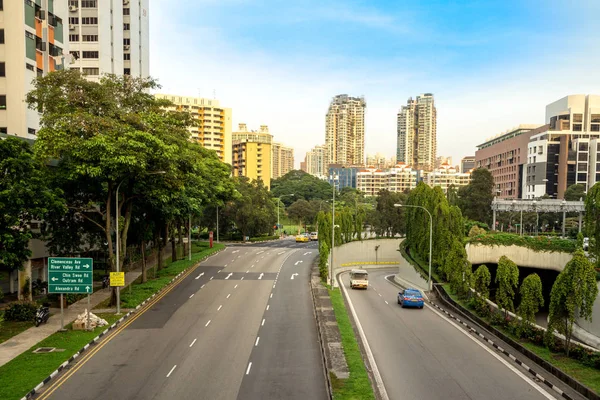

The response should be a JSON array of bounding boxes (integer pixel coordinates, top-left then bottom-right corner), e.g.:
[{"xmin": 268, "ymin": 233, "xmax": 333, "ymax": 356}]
[
  {"xmin": 489, "ymin": 310, "xmax": 507, "ymax": 327},
  {"xmin": 468, "ymin": 225, "xmax": 486, "ymax": 237},
  {"xmin": 4, "ymin": 301, "xmax": 37, "ymax": 322},
  {"xmin": 466, "ymin": 232, "xmax": 577, "ymax": 253},
  {"xmin": 249, "ymin": 235, "xmax": 278, "ymax": 242}
]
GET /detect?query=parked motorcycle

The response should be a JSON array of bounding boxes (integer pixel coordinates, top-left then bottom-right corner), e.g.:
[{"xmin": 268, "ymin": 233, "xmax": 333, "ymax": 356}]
[{"xmin": 35, "ymin": 304, "xmax": 50, "ymax": 327}]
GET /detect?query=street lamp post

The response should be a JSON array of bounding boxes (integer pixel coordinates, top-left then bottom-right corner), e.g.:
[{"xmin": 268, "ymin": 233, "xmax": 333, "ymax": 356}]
[
  {"xmin": 330, "ymin": 174, "xmax": 339, "ymax": 287},
  {"xmin": 115, "ymin": 170, "xmax": 165, "ymax": 314},
  {"xmin": 394, "ymin": 204, "xmax": 432, "ymax": 291},
  {"xmin": 277, "ymin": 194, "xmax": 294, "ymax": 237}
]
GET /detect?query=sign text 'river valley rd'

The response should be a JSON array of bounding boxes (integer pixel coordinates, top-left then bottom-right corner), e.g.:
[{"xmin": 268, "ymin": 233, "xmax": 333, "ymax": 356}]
[{"xmin": 48, "ymin": 257, "xmax": 94, "ymax": 294}]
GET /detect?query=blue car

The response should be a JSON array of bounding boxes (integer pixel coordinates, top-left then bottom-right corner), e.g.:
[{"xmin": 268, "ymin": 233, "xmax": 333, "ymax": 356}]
[{"xmin": 397, "ymin": 288, "xmax": 424, "ymax": 309}]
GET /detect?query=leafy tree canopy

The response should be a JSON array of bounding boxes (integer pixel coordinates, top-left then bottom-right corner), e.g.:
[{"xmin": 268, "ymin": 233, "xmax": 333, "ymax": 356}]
[
  {"xmin": 564, "ymin": 184, "xmax": 586, "ymax": 202},
  {"xmin": 271, "ymin": 170, "xmax": 333, "ymax": 205},
  {"xmin": 458, "ymin": 168, "xmax": 494, "ymax": 225}
]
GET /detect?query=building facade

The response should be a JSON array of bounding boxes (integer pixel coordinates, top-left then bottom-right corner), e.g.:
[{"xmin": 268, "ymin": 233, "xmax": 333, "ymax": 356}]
[
  {"xmin": 305, "ymin": 144, "xmax": 328, "ymax": 178},
  {"xmin": 328, "ymin": 165, "xmax": 361, "ymax": 189},
  {"xmin": 232, "ymin": 124, "xmax": 273, "ymax": 189},
  {"xmin": 154, "ymin": 94, "xmax": 232, "ymax": 164},
  {"xmin": 423, "ymin": 164, "xmax": 471, "ymax": 193},
  {"xmin": 67, "ymin": 0, "xmax": 149, "ymax": 79},
  {"xmin": 475, "ymin": 124, "xmax": 545, "ymax": 199},
  {"xmin": 272, "ymin": 142, "xmax": 294, "ymax": 179},
  {"xmin": 435, "ymin": 156, "xmax": 452, "ymax": 169},
  {"xmin": 325, "ymin": 94, "xmax": 366, "ymax": 166},
  {"xmin": 0, "ymin": 0, "xmax": 69, "ymax": 140},
  {"xmin": 460, "ymin": 156, "xmax": 476, "ymax": 173},
  {"xmin": 523, "ymin": 95, "xmax": 600, "ymax": 199},
  {"xmin": 356, "ymin": 164, "xmax": 418, "ymax": 197},
  {"xmin": 397, "ymin": 93, "xmax": 437, "ymax": 171},
  {"xmin": 366, "ymin": 152, "xmax": 395, "ymax": 169}
]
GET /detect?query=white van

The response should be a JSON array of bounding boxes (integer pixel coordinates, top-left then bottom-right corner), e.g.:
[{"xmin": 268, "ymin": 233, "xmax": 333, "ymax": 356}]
[{"xmin": 350, "ymin": 269, "xmax": 368, "ymax": 289}]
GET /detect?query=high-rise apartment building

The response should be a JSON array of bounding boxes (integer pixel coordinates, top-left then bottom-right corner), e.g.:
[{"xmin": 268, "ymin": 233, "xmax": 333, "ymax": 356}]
[
  {"xmin": 0, "ymin": 0, "xmax": 69, "ymax": 140},
  {"xmin": 154, "ymin": 94, "xmax": 232, "ymax": 164},
  {"xmin": 397, "ymin": 94, "xmax": 437, "ymax": 171},
  {"xmin": 67, "ymin": 0, "xmax": 149, "ymax": 79},
  {"xmin": 366, "ymin": 153, "xmax": 395, "ymax": 169},
  {"xmin": 305, "ymin": 145, "xmax": 328, "ymax": 178},
  {"xmin": 356, "ymin": 164, "xmax": 418, "ymax": 196},
  {"xmin": 272, "ymin": 142, "xmax": 294, "ymax": 179},
  {"xmin": 232, "ymin": 124, "xmax": 273, "ymax": 189},
  {"xmin": 325, "ymin": 94, "xmax": 366, "ymax": 166},
  {"xmin": 424, "ymin": 164, "xmax": 471, "ymax": 193},
  {"xmin": 461, "ymin": 156, "xmax": 476, "ymax": 173}
]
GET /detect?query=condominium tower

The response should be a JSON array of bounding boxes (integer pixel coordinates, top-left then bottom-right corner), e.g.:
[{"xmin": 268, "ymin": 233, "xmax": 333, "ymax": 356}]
[
  {"xmin": 397, "ymin": 94, "xmax": 437, "ymax": 171},
  {"xmin": 272, "ymin": 142, "xmax": 294, "ymax": 179},
  {"xmin": 67, "ymin": 0, "xmax": 149, "ymax": 79},
  {"xmin": 232, "ymin": 124, "xmax": 273, "ymax": 189},
  {"xmin": 154, "ymin": 94, "xmax": 232, "ymax": 164},
  {"xmin": 325, "ymin": 94, "xmax": 366, "ymax": 166},
  {"xmin": 305, "ymin": 145, "xmax": 328, "ymax": 178},
  {"xmin": 0, "ymin": 0, "xmax": 70, "ymax": 140}
]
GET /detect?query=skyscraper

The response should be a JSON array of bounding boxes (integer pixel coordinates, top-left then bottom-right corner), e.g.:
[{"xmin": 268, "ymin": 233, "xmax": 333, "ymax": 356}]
[
  {"xmin": 272, "ymin": 142, "xmax": 294, "ymax": 179},
  {"xmin": 67, "ymin": 0, "xmax": 149, "ymax": 79},
  {"xmin": 325, "ymin": 94, "xmax": 366, "ymax": 166},
  {"xmin": 397, "ymin": 93, "xmax": 437, "ymax": 171},
  {"xmin": 305, "ymin": 145, "xmax": 328, "ymax": 178},
  {"xmin": 232, "ymin": 124, "xmax": 273, "ymax": 189},
  {"xmin": 0, "ymin": 0, "xmax": 70, "ymax": 140}
]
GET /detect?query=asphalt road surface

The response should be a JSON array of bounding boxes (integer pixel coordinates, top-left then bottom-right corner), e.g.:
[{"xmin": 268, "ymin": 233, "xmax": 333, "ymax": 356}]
[
  {"xmin": 36, "ymin": 238, "xmax": 327, "ymax": 400},
  {"xmin": 340, "ymin": 269, "xmax": 570, "ymax": 400}
]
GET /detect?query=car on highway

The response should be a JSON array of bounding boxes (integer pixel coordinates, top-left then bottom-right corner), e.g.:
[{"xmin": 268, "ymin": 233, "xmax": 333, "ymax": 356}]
[
  {"xmin": 398, "ymin": 288, "xmax": 424, "ymax": 308},
  {"xmin": 296, "ymin": 234, "xmax": 309, "ymax": 243},
  {"xmin": 349, "ymin": 269, "xmax": 368, "ymax": 289},
  {"xmin": 309, "ymin": 232, "xmax": 318, "ymax": 241}
]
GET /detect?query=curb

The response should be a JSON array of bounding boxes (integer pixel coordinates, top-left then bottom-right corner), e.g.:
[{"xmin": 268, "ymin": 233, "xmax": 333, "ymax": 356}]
[{"xmin": 21, "ymin": 246, "xmax": 226, "ymax": 400}]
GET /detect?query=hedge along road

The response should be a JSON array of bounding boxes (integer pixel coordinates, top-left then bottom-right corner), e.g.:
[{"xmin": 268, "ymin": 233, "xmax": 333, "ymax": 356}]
[{"xmin": 339, "ymin": 268, "xmax": 573, "ymax": 400}]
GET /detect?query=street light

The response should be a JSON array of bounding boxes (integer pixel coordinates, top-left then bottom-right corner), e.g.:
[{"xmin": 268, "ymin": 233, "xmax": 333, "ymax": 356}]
[
  {"xmin": 276, "ymin": 194, "xmax": 294, "ymax": 236},
  {"xmin": 115, "ymin": 170, "xmax": 165, "ymax": 314},
  {"xmin": 330, "ymin": 174, "xmax": 339, "ymax": 287},
  {"xmin": 394, "ymin": 203, "xmax": 432, "ymax": 291}
]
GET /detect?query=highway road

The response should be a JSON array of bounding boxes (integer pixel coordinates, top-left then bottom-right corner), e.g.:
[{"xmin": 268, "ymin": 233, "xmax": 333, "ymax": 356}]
[
  {"xmin": 36, "ymin": 239, "xmax": 327, "ymax": 400},
  {"xmin": 340, "ymin": 269, "xmax": 578, "ymax": 400}
]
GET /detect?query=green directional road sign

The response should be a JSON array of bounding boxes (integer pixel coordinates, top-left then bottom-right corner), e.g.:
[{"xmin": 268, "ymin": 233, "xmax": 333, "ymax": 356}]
[{"xmin": 48, "ymin": 257, "xmax": 94, "ymax": 294}]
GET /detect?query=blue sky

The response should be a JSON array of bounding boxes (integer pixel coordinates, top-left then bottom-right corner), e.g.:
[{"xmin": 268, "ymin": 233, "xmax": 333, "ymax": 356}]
[{"xmin": 150, "ymin": 0, "xmax": 600, "ymax": 167}]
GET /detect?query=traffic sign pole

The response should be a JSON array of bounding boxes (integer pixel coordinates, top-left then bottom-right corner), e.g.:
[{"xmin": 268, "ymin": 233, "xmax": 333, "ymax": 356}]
[
  {"xmin": 60, "ymin": 294, "xmax": 65, "ymax": 332},
  {"xmin": 87, "ymin": 294, "xmax": 91, "ymax": 330}
]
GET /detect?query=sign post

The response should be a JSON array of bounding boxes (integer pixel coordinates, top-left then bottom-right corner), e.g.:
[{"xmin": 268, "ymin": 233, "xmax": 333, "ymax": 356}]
[{"xmin": 48, "ymin": 257, "xmax": 94, "ymax": 330}]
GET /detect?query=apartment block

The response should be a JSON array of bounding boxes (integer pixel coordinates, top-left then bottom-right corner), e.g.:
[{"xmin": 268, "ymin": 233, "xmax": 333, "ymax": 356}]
[
  {"xmin": 272, "ymin": 142, "xmax": 294, "ymax": 179},
  {"xmin": 397, "ymin": 94, "xmax": 437, "ymax": 171},
  {"xmin": 67, "ymin": 0, "xmax": 149, "ymax": 79},
  {"xmin": 0, "ymin": 0, "xmax": 69, "ymax": 140},
  {"xmin": 423, "ymin": 164, "xmax": 471, "ymax": 193},
  {"xmin": 356, "ymin": 164, "xmax": 418, "ymax": 197},
  {"xmin": 325, "ymin": 94, "xmax": 366, "ymax": 166},
  {"xmin": 523, "ymin": 95, "xmax": 600, "ymax": 199},
  {"xmin": 154, "ymin": 94, "xmax": 232, "ymax": 164},
  {"xmin": 461, "ymin": 156, "xmax": 476, "ymax": 173},
  {"xmin": 305, "ymin": 144, "xmax": 328, "ymax": 178},
  {"xmin": 232, "ymin": 124, "xmax": 273, "ymax": 189},
  {"xmin": 366, "ymin": 152, "xmax": 396, "ymax": 169},
  {"xmin": 475, "ymin": 124, "xmax": 545, "ymax": 199}
]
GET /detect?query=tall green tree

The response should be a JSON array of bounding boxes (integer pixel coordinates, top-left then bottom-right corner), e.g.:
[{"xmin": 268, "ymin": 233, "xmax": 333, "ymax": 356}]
[
  {"xmin": 271, "ymin": 170, "xmax": 333, "ymax": 205},
  {"xmin": 517, "ymin": 274, "xmax": 544, "ymax": 329},
  {"xmin": 458, "ymin": 168, "xmax": 495, "ymax": 225},
  {"xmin": 472, "ymin": 264, "xmax": 492, "ymax": 312},
  {"xmin": 547, "ymin": 250, "xmax": 598, "ymax": 355},
  {"xmin": 585, "ymin": 182, "xmax": 600, "ymax": 265},
  {"xmin": 495, "ymin": 255, "xmax": 519, "ymax": 318},
  {"xmin": 0, "ymin": 138, "xmax": 65, "ymax": 273},
  {"xmin": 224, "ymin": 177, "xmax": 276, "ymax": 238},
  {"xmin": 564, "ymin": 183, "xmax": 587, "ymax": 202},
  {"xmin": 444, "ymin": 239, "xmax": 472, "ymax": 298}
]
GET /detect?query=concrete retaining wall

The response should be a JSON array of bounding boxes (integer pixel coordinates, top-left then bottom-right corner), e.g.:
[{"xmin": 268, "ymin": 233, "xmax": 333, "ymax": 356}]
[{"xmin": 466, "ymin": 243, "xmax": 572, "ymax": 272}]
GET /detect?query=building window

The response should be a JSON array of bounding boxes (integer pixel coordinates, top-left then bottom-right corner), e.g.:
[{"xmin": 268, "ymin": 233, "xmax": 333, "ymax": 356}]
[
  {"xmin": 0, "ymin": 128, "xmax": 7, "ymax": 133},
  {"xmin": 82, "ymin": 17, "xmax": 98, "ymax": 24},
  {"xmin": 0, "ymin": 95, "xmax": 6, "ymax": 110},
  {"xmin": 82, "ymin": 51, "xmax": 99, "ymax": 58},
  {"xmin": 69, "ymin": 17, "xmax": 79, "ymax": 24},
  {"xmin": 81, "ymin": 0, "xmax": 97, "ymax": 7},
  {"xmin": 70, "ymin": 51, "xmax": 80, "ymax": 60},
  {"xmin": 123, "ymin": 38, "xmax": 130, "ymax": 45},
  {"xmin": 0, "ymin": 62, "xmax": 4, "ymax": 77},
  {"xmin": 69, "ymin": 0, "xmax": 78, "ymax": 6},
  {"xmin": 573, "ymin": 124, "xmax": 582, "ymax": 132},
  {"xmin": 123, "ymin": 53, "xmax": 130, "ymax": 60},
  {"xmin": 579, "ymin": 142, "xmax": 589, "ymax": 152},
  {"xmin": 82, "ymin": 34, "xmax": 98, "ymax": 41},
  {"xmin": 123, "ymin": 8, "xmax": 130, "ymax": 15},
  {"xmin": 578, "ymin": 173, "xmax": 587, "ymax": 182},
  {"xmin": 124, "ymin": 23, "xmax": 130, "ymax": 30},
  {"xmin": 26, "ymin": 63, "xmax": 35, "ymax": 71},
  {"xmin": 69, "ymin": 34, "xmax": 79, "ymax": 41},
  {"xmin": 28, "ymin": 128, "xmax": 36, "ymax": 135},
  {"xmin": 0, "ymin": 29, "xmax": 4, "ymax": 44},
  {"xmin": 124, "ymin": 68, "xmax": 130, "ymax": 75},
  {"xmin": 0, "ymin": 0, "xmax": 3, "ymax": 10},
  {"xmin": 82, "ymin": 67, "xmax": 99, "ymax": 75},
  {"xmin": 578, "ymin": 152, "xmax": 588, "ymax": 162}
]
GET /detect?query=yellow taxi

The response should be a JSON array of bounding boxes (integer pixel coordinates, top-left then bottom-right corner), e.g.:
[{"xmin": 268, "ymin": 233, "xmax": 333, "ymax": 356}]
[{"xmin": 295, "ymin": 234, "xmax": 309, "ymax": 243}]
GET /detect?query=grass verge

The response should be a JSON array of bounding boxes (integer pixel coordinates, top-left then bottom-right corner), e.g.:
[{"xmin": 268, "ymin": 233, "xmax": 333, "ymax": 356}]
[
  {"xmin": 328, "ymin": 288, "xmax": 375, "ymax": 400},
  {"xmin": 94, "ymin": 242, "xmax": 224, "ymax": 310},
  {"xmin": 0, "ymin": 318, "xmax": 35, "ymax": 345},
  {"xmin": 0, "ymin": 313, "xmax": 121, "ymax": 400}
]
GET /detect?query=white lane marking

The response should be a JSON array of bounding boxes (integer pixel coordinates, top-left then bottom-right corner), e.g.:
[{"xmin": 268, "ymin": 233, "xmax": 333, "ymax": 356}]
[
  {"xmin": 425, "ymin": 304, "xmax": 556, "ymax": 400},
  {"xmin": 205, "ymin": 320, "xmax": 211, "ymax": 327},
  {"xmin": 278, "ymin": 251, "xmax": 285, "ymax": 255},
  {"xmin": 251, "ymin": 264, "xmax": 255, "ymax": 268},
  {"xmin": 303, "ymin": 251, "xmax": 312, "ymax": 255},
  {"xmin": 258, "ymin": 273, "xmax": 264, "ymax": 280},
  {"xmin": 225, "ymin": 273, "xmax": 233, "ymax": 280},
  {"xmin": 295, "ymin": 261, "xmax": 303, "ymax": 266},
  {"xmin": 291, "ymin": 273, "xmax": 299, "ymax": 280},
  {"xmin": 266, "ymin": 305, "xmax": 270, "ymax": 310},
  {"xmin": 195, "ymin": 272, "xmax": 204, "ymax": 280},
  {"xmin": 246, "ymin": 270, "xmax": 250, "ymax": 274},
  {"xmin": 339, "ymin": 272, "xmax": 389, "ymax": 400},
  {"xmin": 189, "ymin": 339, "xmax": 197, "ymax": 347},
  {"xmin": 273, "ymin": 284, "xmax": 276, "ymax": 288},
  {"xmin": 232, "ymin": 250, "xmax": 239, "ymax": 254},
  {"xmin": 224, "ymin": 264, "xmax": 228, "ymax": 267},
  {"xmin": 166, "ymin": 365, "xmax": 177, "ymax": 378},
  {"xmin": 189, "ymin": 294, "xmax": 194, "ymax": 298},
  {"xmin": 227, "ymin": 293, "xmax": 231, "ymax": 299},
  {"xmin": 384, "ymin": 300, "xmax": 388, "ymax": 305},
  {"xmin": 246, "ymin": 362, "xmax": 252, "ymax": 375},
  {"xmin": 378, "ymin": 293, "xmax": 382, "ymax": 297},
  {"xmin": 241, "ymin": 277, "xmax": 244, "ymax": 280},
  {"xmin": 255, "ymin": 337, "xmax": 260, "ymax": 346},
  {"xmin": 256, "ymin": 250, "xmax": 264, "ymax": 254},
  {"xmin": 234, "ymin": 284, "xmax": 238, "ymax": 289},
  {"xmin": 270, "ymin": 293, "xmax": 273, "ymax": 299},
  {"xmin": 210, "ymin": 276, "xmax": 214, "ymax": 280},
  {"xmin": 261, "ymin": 318, "xmax": 265, "ymax": 326},
  {"xmin": 201, "ymin": 284, "xmax": 205, "ymax": 289},
  {"xmin": 217, "ymin": 305, "xmax": 222, "ymax": 311}
]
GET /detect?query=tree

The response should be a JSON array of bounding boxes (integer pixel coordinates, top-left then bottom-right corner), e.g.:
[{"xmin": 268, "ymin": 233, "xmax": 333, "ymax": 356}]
[
  {"xmin": 444, "ymin": 239, "xmax": 472, "ymax": 298},
  {"xmin": 372, "ymin": 190, "xmax": 406, "ymax": 237},
  {"xmin": 495, "ymin": 255, "xmax": 519, "ymax": 318},
  {"xmin": 287, "ymin": 199, "xmax": 319, "ymax": 229},
  {"xmin": 458, "ymin": 168, "xmax": 494, "ymax": 225},
  {"xmin": 585, "ymin": 183, "xmax": 600, "ymax": 266},
  {"xmin": 564, "ymin": 183, "xmax": 586, "ymax": 202},
  {"xmin": 224, "ymin": 177, "xmax": 276, "ymax": 239},
  {"xmin": 0, "ymin": 138, "xmax": 65, "ymax": 274},
  {"xmin": 472, "ymin": 264, "xmax": 491, "ymax": 312},
  {"xmin": 517, "ymin": 274, "xmax": 544, "ymax": 330},
  {"xmin": 446, "ymin": 184, "xmax": 460, "ymax": 207},
  {"xmin": 270, "ymin": 170, "xmax": 333, "ymax": 205},
  {"xmin": 547, "ymin": 250, "xmax": 598, "ymax": 355}
]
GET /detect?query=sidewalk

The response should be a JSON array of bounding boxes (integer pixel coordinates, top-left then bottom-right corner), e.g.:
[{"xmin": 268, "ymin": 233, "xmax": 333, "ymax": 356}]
[{"xmin": 0, "ymin": 252, "xmax": 169, "ymax": 368}]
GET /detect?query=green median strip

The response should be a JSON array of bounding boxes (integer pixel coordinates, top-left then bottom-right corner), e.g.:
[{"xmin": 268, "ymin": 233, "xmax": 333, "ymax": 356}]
[
  {"xmin": 328, "ymin": 288, "xmax": 376, "ymax": 400},
  {"xmin": 0, "ymin": 313, "xmax": 121, "ymax": 400}
]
